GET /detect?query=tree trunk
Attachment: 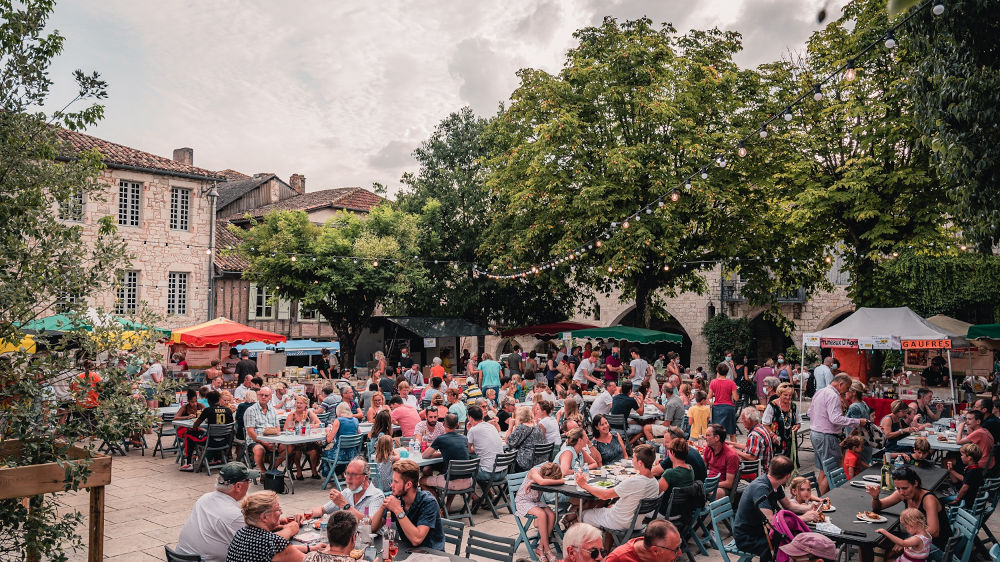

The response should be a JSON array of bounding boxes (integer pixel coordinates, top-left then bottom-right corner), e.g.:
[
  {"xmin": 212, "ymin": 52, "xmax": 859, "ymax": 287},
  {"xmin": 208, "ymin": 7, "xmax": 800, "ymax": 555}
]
[{"xmin": 633, "ymin": 279, "xmax": 654, "ymax": 329}]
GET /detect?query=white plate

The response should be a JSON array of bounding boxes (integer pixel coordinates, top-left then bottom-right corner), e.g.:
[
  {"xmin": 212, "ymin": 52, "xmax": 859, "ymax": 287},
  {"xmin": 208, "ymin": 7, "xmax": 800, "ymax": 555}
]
[
  {"xmin": 856, "ymin": 512, "xmax": 888, "ymax": 523},
  {"xmin": 849, "ymin": 480, "xmax": 870, "ymax": 488},
  {"xmin": 862, "ymin": 475, "xmax": 881, "ymax": 483},
  {"xmin": 823, "ymin": 505, "xmax": 836, "ymax": 512}
]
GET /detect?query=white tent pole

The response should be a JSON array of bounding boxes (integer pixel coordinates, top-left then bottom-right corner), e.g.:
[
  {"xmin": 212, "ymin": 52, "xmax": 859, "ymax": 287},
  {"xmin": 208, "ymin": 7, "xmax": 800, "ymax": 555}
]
[
  {"xmin": 799, "ymin": 335, "xmax": 807, "ymax": 412},
  {"xmin": 946, "ymin": 349, "xmax": 957, "ymax": 414}
]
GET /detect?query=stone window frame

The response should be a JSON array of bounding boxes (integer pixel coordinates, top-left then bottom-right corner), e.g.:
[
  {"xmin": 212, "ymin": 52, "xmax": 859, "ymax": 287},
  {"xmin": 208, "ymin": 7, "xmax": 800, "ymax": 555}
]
[
  {"xmin": 58, "ymin": 188, "xmax": 85, "ymax": 222},
  {"xmin": 118, "ymin": 179, "xmax": 141, "ymax": 227},
  {"xmin": 169, "ymin": 186, "xmax": 191, "ymax": 231},
  {"xmin": 114, "ymin": 270, "xmax": 139, "ymax": 315},
  {"xmin": 167, "ymin": 271, "xmax": 188, "ymax": 316}
]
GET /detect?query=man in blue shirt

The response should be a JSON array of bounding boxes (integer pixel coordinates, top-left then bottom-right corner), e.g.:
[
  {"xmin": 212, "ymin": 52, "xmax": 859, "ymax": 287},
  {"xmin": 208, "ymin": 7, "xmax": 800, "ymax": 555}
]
[
  {"xmin": 373, "ymin": 459, "xmax": 445, "ymax": 551},
  {"xmin": 474, "ymin": 352, "xmax": 503, "ymax": 401},
  {"xmin": 420, "ymin": 414, "xmax": 472, "ymax": 514}
]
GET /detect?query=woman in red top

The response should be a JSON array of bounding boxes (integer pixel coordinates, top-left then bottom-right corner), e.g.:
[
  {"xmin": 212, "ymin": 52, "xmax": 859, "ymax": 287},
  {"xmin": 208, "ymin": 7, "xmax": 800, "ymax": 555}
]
[{"xmin": 708, "ymin": 362, "xmax": 738, "ymax": 442}]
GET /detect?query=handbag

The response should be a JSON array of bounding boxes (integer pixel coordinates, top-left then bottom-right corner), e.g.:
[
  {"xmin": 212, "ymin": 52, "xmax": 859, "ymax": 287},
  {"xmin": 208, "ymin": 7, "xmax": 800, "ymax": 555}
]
[{"xmin": 262, "ymin": 469, "xmax": 287, "ymax": 494}]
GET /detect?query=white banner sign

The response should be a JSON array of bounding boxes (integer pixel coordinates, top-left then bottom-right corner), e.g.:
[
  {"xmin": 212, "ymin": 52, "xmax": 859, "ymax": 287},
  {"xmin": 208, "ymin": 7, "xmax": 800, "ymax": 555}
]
[
  {"xmin": 803, "ymin": 334, "xmax": 821, "ymax": 347},
  {"xmin": 423, "ymin": 338, "xmax": 437, "ymax": 348}
]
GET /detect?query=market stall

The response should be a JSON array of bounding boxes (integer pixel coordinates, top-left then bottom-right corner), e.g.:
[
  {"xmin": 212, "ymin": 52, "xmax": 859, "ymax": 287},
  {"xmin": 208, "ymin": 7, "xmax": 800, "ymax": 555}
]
[
  {"xmin": 567, "ymin": 325, "xmax": 683, "ymax": 344},
  {"xmin": 169, "ymin": 317, "xmax": 285, "ymax": 369},
  {"xmin": 801, "ymin": 307, "xmax": 957, "ymax": 410}
]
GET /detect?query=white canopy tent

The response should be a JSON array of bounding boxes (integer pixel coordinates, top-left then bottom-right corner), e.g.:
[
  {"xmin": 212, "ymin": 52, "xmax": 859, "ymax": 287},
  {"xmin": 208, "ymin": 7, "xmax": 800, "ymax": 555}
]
[{"xmin": 800, "ymin": 307, "xmax": 956, "ymax": 408}]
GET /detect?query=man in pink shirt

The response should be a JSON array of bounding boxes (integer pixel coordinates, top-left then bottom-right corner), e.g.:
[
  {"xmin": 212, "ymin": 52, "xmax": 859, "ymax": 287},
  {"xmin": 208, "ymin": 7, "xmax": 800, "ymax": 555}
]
[
  {"xmin": 388, "ymin": 396, "xmax": 420, "ymax": 437},
  {"xmin": 702, "ymin": 424, "xmax": 739, "ymax": 499},
  {"xmin": 807, "ymin": 373, "xmax": 868, "ymax": 493}
]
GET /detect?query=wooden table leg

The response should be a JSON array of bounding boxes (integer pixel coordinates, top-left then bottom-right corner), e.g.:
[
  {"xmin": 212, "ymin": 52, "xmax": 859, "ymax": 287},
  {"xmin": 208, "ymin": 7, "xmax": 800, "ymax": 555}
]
[{"xmin": 89, "ymin": 485, "xmax": 105, "ymax": 562}]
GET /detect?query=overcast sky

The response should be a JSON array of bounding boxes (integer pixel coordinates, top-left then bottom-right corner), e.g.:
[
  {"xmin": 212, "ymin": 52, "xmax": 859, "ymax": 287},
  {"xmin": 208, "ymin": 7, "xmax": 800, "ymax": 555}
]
[{"xmin": 45, "ymin": 0, "xmax": 845, "ymax": 195}]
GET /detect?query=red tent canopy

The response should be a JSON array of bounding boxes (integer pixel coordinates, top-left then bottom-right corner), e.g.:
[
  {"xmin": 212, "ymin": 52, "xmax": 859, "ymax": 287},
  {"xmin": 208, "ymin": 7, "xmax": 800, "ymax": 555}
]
[
  {"xmin": 500, "ymin": 321, "xmax": 596, "ymax": 338},
  {"xmin": 169, "ymin": 317, "xmax": 287, "ymax": 347}
]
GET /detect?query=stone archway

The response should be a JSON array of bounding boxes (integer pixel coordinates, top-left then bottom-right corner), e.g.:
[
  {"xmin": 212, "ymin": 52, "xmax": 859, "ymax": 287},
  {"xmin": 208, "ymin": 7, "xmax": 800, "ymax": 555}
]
[
  {"xmin": 748, "ymin": 311, "xmax": 793, "ymax": 365},
  {"xmin": 816, "ymin": 305, "xmax": 855, "ymax": 331},
  {"xmin": 611, "ymin": 305, "xmax": 695, "ymax": 367}
]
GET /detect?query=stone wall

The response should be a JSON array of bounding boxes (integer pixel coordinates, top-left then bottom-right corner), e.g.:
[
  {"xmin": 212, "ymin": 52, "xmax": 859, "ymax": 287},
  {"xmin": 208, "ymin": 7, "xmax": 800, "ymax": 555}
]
[
  {"xmin": 75, "ymin": 168, "xmax": 213, "ymax": 329},
  {"xmin": 481, "ymin": 265, "xmax": 855, "ymax": 370}
]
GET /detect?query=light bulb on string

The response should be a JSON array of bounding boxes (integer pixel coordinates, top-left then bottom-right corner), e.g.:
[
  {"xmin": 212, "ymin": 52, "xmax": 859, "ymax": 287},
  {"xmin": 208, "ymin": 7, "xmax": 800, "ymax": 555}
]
[
  {"xmin": 658, "ymin": 200, "xmax": 665, "ymax": 207},
  {"xmin": 595, "ymin": 240, "xmax": 602, "ymax": 247},
  {"xmin": 884, "ymin": 31, "xmax": 896, "ymax": 49},
  {"xmin": 813, "ymin": 86, "xmax": 823, "ymax": 101},
  {"xmin": 290, "ymin": 255, "xmax": 297, "ymax": 262},
  {"xmin": 670, "ymin": 190, "xmax": 680, "ymax": 202},
  {"xmin": 372, "ymin": 260, "xmax": 378, "ymax": 267},
  {"xmin": 737, "ymin": 143, "xmax": 747, "ymax": 158},
  {"xmin": 663, "ymin": 265, "xmax": 670, "ymax": 271},
  {"xmin": 932, "ymin": 2, "xmax": 944, "ymax": 15},
  {"xmin": 623, "ymin": 220, "xmax": 630, "ymax": 229},
  {"xmin": 645, "ymin": 208, "xmax": 652, "ymax": 214},
  {"xmin": 700, "ymin": 169, "xmax": 708, "ymax": 180},
  {"xmin": 685, "ymin": 180, "xmax": 692, "ymax": 190},
  {"xmin": 844, "ymin": 60, "xmax": 856, "ymax": 81},
  {"xmin": 759, "ymin": 125, "xmax": 768, "ymax": 138},
  {"xmin": 717, "ymin": 157, "xmax": 727, "ymax": 168},
  {"xmin": 783, "ymin": 107, "xmax": 794, "ymax": 121}
]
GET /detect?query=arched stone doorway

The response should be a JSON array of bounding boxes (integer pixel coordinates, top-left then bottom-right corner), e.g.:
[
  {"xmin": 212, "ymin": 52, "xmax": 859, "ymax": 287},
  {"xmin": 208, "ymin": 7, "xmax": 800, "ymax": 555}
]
[
  {"xmin": 749, "ymin": 312, "xmax": 793, "ymax": 366},
  {"xmin": 616, "ymin": 308, "xmax": 692, "ymax": 367}
]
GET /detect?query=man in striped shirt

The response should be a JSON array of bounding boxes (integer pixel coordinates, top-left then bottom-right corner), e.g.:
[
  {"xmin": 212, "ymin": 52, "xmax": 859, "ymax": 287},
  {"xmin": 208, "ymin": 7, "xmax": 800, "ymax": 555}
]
[{"xmin": 734, "ymin": 406, "xmax": 775, "ymax": 470}]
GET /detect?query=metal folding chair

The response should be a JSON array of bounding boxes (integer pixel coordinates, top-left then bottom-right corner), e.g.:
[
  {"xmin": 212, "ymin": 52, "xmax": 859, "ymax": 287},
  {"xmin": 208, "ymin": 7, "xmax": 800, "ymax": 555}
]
[
  {"xmin": 465, "ymin": 529, "xmax": 517, "ymax": 562},
  {"xmin": 441, "ymin": 518, "xmax": 465, "ymax": 555},
  {"xmin": 320, "ymin": 433, "xmax": 363, "ymax": 491},
  {"xmin": 708, "ymin": 497, "xmax": 755, "ymax": 562}
]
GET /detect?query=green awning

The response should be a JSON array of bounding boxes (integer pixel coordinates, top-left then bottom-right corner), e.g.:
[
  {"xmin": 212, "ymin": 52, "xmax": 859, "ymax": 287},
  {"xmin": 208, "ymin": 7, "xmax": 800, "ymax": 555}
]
[
  {"xmin": 19, "ymin": 313, "xmax": 170, "ymax": 337},
  {"xmin": 384, "ymin": 317, "xmax": 492, "ymax": 338},
  {"xmin": 569, "ymin": 325, "xmax": 683, "ymax": 344},
  {"xmin": 968, "ymin": 324, "xmax": 1000, "ymax": 340}
]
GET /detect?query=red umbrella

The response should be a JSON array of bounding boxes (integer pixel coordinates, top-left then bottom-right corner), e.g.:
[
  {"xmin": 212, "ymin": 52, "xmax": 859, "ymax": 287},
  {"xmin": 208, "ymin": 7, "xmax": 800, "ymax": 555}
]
[{"xmin": 169, "ymin": 317, "xmax": 287, "ymax": 347}]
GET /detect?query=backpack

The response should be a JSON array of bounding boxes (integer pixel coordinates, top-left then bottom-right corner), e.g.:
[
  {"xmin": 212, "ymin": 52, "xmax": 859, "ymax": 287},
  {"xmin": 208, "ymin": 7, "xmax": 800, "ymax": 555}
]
[
  {"xmin": 804, "ymin": 369, "xmax": 817, "ymax": 398},
  {"xmin": 768, "ymin": 510, "xmax": 811, "ymax": 562},
  {"xmin": 662, "ymin": 478, "xmax": 706, "ymax": 535}
]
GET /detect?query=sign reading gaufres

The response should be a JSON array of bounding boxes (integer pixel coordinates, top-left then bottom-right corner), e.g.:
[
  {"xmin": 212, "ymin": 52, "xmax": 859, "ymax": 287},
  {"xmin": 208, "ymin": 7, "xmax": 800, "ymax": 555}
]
[{"xmin": 901, "ymin": 339, "xmax": 951, "ymax": 350}]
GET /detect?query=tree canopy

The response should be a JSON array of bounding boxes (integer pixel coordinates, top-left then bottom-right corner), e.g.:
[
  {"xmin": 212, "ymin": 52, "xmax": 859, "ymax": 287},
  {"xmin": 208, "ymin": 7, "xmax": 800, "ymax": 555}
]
[{"xmin": 234, "ymin": 206, "xmax": 425, "ymax": 368}]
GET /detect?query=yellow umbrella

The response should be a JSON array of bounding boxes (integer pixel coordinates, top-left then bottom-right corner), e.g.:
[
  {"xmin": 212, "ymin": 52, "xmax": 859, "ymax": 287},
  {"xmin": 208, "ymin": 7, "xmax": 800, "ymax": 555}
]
[{"xmin": 0, "ymin": 335, "xmax": 36, "ymax": 354}]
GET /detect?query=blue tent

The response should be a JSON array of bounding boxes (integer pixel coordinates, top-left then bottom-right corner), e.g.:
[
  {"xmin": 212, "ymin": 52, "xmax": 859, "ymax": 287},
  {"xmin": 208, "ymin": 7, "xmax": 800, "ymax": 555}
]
[
  {"xmin": 276, "ymin": 340, "xmax": 339, "ymax": 357},
  {"xmin": 234, "ymin": 341, "xmax": 272, "ymax": 357}
]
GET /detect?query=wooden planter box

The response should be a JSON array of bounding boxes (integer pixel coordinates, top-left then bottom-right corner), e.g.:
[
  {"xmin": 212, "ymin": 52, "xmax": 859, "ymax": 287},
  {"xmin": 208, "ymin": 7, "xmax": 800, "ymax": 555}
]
[{"xmin": 0, "ymin": 440, "xmax": 112, "ymax": 561}]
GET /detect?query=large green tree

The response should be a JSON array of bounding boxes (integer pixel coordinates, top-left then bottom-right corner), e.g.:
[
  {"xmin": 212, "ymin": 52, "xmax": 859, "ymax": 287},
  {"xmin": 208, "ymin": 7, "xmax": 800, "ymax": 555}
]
[
  {"xmin": 906, "ymin": 0, "xmax": 1000, "ymax": 253},
  {"xmin": 234, "ymin": 206, "xmax": 425, "ymax": 369},
  {"xmin": 483, "ymin": 18, "xmax": 826, "ymax": 328},
  {"xmin": 763, "ymin": 0, "xmax": 954, "ymax": 307},
  {"xmin": 395, "ymin": 107, "xmax": 579, "ymax": 328},
  {"xmin": 1, "ymin": 1, "xmax": 158, "ymax": 559}
]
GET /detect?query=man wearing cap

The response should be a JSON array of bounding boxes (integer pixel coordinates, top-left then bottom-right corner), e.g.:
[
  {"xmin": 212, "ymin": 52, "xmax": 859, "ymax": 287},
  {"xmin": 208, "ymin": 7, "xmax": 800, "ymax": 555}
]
[
  {"xmin": 175, "ymin": 462, "xmax": 258, "ymax": 561},
  {"xmin": 309, "ymin": 457, "xmax": 385, "ymax": 520},
  {"xmin": 778, "ymin": 532, "xmax": 838, "ymax": 562}
]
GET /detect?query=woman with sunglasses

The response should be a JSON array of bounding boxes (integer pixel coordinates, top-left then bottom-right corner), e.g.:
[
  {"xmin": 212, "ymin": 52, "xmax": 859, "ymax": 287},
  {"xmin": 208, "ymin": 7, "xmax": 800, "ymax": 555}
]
[{"xmin": 227, "ymin": 490, "xmax": 317, "ymax": 561}]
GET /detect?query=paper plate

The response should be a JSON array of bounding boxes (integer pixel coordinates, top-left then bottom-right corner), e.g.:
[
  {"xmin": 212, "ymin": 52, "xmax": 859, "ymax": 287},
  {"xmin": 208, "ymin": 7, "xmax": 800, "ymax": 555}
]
[{"xmin": 862, "ymin": 475, "xmax": 881, "ymax": 483}]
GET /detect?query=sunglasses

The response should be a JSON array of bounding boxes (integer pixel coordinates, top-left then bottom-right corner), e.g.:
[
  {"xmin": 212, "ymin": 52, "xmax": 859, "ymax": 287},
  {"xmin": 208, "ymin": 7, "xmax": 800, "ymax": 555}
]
[{"xmin": 585, "ymin": 547, "xmax": 607, "ymax": 559}]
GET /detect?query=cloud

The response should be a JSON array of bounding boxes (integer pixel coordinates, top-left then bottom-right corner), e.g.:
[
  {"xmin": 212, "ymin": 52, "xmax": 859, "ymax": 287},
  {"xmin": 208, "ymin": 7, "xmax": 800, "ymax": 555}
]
[{"xmin": 42, "ymin": 0, "xmax": 836, "ymax": 196}]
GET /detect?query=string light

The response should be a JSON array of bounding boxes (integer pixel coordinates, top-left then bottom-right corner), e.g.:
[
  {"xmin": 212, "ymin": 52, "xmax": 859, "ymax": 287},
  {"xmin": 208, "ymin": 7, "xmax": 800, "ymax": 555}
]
[
  {"xmin": 737, "ymin": 142, "xmax": 747, "ymax": 158},
  {"xmin": 844, "ymin": 59, "xmax": 856, "ymax": 81},
  {"xmin": 684, "ymin": 180, "xmax": 692, "ymax": 190},
  {"xmin": 884, "ymin": 31, "xmax": 896, "ymax": 50},
  {"xmin": 670, "ymin": 190, "xmax": 680, "ymax": 202},
  {"xmin": 290, "ymin": 255, "xmax": 297, "ymax": 262},
  {"xmin": 933, "ymin": 2, "xmax": 945, "ymax": 15},
  {"xmin": 783, "ymin": 106, "xmax": 794, "ymax": 121},
  {"xmin": 372, "ymin": 260, "xmax": 378, "ymax": 267},
  {"xmin": 759, "ymin": 125, "xmax": 768, "ymax": 138},
  {"xmin": 813, "ymin": 86, "xmax": 823, "ymax": 101}
]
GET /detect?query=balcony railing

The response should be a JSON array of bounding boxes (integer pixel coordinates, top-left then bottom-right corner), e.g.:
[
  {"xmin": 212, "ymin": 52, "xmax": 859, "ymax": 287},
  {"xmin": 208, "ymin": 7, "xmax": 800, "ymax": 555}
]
[{"xmin": 722, "ymin": 281, "xmax": 806, "ymax": 303}]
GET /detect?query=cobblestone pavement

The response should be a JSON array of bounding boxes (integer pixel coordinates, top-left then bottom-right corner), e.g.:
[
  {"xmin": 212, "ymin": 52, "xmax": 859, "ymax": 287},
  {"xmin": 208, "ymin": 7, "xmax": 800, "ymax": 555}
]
[{"xmin": 57, "ymin": 429, "xmax": 999, "ymax": 561}]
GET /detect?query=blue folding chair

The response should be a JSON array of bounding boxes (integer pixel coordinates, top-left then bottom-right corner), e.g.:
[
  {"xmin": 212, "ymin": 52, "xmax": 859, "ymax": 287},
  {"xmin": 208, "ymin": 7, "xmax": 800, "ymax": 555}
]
[
  {"xmin": 691, "ymin": 474, "xmax": 720, "ymax": 555},
  {"xmin": 827, "ymin": 467, "xmax": 847, "ymax": 490},
  {"xmin": 708, "ymin": 497, "xmax": 755, "ymax": 562},
  {"xmin": 320, "ymin": 433, "xmax": 363, "ymax": 491},
  {"xmin": 948, "ymin": 506, "xmax": 979, "ymax": 562},
  {"xmin": 507, "ymin": 471, "xmax": 542, "ymax": 561}
]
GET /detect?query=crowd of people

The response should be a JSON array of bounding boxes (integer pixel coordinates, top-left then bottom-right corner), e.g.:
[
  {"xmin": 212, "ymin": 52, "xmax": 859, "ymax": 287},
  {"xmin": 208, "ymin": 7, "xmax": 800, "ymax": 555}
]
[{"xmin": 163, "ymin": 343, "xmax": 1000, "ymax": 562}]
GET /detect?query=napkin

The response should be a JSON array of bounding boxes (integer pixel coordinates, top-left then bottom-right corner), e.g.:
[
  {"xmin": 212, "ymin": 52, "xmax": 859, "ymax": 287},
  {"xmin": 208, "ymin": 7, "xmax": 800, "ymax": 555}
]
[{"xmin": 815, "ymin": 521, "xmax": 843, "ymax": 535}]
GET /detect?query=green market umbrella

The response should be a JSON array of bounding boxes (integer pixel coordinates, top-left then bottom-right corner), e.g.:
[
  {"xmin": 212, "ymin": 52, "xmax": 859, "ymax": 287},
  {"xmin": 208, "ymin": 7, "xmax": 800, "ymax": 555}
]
[
  {"xmin": 968, "ymin": 323, "xmax": 1000, "ymax": 350},
  {"xmin": 568, "ymin": 325, "xmax": 683, "ymax": 344},
  {"xmin": 19, "ymin": 312, "xmax": 170, "ymax": 338}
]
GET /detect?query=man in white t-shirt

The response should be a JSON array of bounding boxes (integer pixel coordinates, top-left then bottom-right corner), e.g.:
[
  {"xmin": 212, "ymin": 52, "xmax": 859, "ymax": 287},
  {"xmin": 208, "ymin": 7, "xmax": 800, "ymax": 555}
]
[
  {"xmin": 466, "ymin": 405, "xmax": 505, "ymax": 480},
  {"xmin": 813, "ymin": 357, "xmax": 834, "ymax": 392},
  {"xmin": 628, "ymin": 347, "xmax": 650, "ymax": 387},
  {"xmin": 175, "ymin": 462, "xmax": 258, "ymax": 561},
  {"xmin": 574, "ymin": 351, "xmax": 604, "ymax": 388},
  {"xmin": 590, "ymin": 381, "xmax": 617, "ymax": 417},
  {"xmin": 575, "ymin": 444, "xmax": 660, "ymax": 530},
  {"xmin": 140, "ymin": 360, "xmax": 164, "ymax": 407}
]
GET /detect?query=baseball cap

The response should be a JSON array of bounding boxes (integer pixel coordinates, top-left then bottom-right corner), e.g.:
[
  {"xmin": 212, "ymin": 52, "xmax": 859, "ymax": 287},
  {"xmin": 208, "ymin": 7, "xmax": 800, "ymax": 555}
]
[
  {"xmin": 779, "ymin": 532, "xmax": 838, "ymax": 560},
  {"xmin": 217, "ymin": 462, "xmax": 260, "ymax": 484}
]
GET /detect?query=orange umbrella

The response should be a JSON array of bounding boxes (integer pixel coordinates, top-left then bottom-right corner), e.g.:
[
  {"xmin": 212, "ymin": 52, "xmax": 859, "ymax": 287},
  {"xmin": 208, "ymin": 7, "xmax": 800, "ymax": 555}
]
[{"xmin": 169, "ymin": 317, "xmax": 287, "ymax": 347}]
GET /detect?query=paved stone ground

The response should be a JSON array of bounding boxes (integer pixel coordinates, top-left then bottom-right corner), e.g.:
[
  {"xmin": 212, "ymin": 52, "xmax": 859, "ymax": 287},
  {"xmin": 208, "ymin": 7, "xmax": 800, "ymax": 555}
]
[{"xmin": 56, "ymin": 429, "xmax": 999, "ymax": 561}]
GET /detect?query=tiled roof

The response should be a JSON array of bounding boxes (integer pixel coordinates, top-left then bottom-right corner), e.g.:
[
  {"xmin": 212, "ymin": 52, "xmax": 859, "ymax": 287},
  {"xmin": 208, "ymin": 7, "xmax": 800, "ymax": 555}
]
[
  {"xmin": 216, "ymin": 175, "xmax": 274, "ymax": 210},
  {"xmin": 55, "ymin": 128, "xmax": 224, "ymax": 180},
  {"xmin": 214, "ymin": 222, "xmax": 250, "ymax": 271},
  {"xmin": 231, "ymin": 187, "xmax": 384, "ymax": 220},
  {"xmin": 216, "ymin": 169, "xmax": 250, "ymax": 181}
]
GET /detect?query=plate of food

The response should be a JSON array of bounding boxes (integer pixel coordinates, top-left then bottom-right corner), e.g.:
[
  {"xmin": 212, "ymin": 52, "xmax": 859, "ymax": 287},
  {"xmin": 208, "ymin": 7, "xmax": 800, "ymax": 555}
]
[
  {"xmin": 856, "ymin": 511, "xmax": 887, "ymax": 523},
  {"xmin": 862, "ymin": 475, "xmax": 881, "ymax": 483},
  {"xmin": 822, "ymin": 504, "xmax": 836, "ymax": 512},
  {"xmin": 595, "ymin": 480, "xmax": 615, "ymax": 488}
]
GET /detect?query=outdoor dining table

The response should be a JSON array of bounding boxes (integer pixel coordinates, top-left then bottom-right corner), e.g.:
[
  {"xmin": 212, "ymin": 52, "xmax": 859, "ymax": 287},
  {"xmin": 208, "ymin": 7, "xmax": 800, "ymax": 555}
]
[
  {"xmin": 156, "ymin": 404, "xmax": 180, "ymax": 416},
  {"xmin": 808, "ymin": 464, "xmax": 948, "ymax": 551},
  {"xmin": 293, "ymin": 527, "xmax": 475, "ymax": 562},
  {"xmin": 256, "ymin": 430, "xmax": 330, "ymax": 493},
  {"xmin": 897, "ymin": 434, "xmax": 962, "ymax": 452}
]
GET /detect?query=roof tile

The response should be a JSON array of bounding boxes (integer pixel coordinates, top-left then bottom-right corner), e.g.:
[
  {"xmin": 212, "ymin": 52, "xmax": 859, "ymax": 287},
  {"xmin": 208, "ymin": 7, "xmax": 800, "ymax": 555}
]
[
  {"xmin": 56, "ymin": 128, "xmax": 224, "ymax": 180},
  {"xmin": 225, "ymin": 187, "xmax": 383, "ymax": 220}
]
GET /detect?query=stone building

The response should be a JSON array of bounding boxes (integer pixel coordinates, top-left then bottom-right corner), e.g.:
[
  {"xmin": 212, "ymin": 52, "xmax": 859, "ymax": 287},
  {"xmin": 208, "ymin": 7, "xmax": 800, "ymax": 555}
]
[
  {"xmin": 213, "ymin": 180, "xmax": 383, "ymax": 338},
  {"xmin": 55, "ymin": 130, "xmax": 221, "ymax": 329},
  {"xmin": 480, "ymin": 261, "xmax": 855, "ymax": 370}
]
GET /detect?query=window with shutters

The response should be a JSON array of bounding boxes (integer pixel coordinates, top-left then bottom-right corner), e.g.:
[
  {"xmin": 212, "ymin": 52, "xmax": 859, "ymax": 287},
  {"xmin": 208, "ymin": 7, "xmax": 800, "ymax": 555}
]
[
  {"xmin": 114, "ymin": 270, "xmax": 139, "ymax": 315},
  {"xmin": 118, "ymin": 180, "xmax": 141, "ymax": 226},
  {"xmin": 253, "ymin": 285, "xmax": 273, "ymax": 319},
  {"xmin": 170, "ymin": 187, "xmax": 190, "ymax": 230},
  {"xmin": 167, "ymin": 272, "xmax": 188, "ymax": 315},
  {"xmin": 298, "ymin": 304, "xmax": 318, "ymax": 321},
  {"xmin": 59, "ymin": 189, "xmax": 85, "ymax": 221}
]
